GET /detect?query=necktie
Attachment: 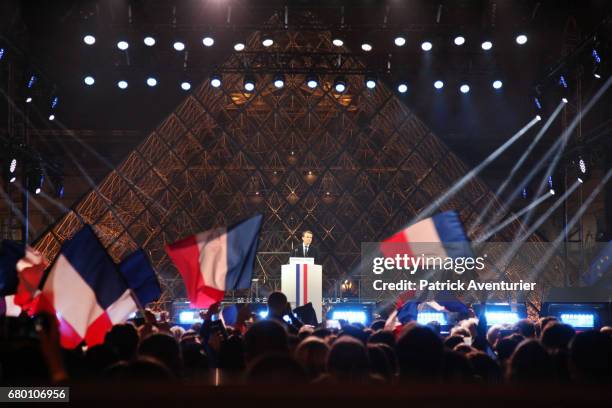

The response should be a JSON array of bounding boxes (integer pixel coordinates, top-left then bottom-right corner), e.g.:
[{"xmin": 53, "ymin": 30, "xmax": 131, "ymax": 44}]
[{"xmin": 305, "ymin": 246, "xmax": 309, "ymax": 255}]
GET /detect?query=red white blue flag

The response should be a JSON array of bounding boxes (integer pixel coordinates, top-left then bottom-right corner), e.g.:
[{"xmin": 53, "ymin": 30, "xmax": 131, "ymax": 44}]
[{"xmin": 165, "ymin": 214, "xmax": 263, "ymax": 308}]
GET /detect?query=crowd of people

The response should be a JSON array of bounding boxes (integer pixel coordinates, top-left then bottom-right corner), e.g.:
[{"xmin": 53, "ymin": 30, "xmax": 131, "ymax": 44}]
[{"xmin": 1, "ymin": 291, "xmax": 611, "ymax": 386}]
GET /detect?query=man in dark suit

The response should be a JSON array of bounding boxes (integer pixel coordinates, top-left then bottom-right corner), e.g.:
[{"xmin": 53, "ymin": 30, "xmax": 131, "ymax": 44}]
[{"xmin": 290, "ymin": 230, "xmax": 319, "ymax": 264}]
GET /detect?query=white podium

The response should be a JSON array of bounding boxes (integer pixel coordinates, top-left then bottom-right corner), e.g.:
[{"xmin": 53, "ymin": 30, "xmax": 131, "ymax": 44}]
[{"xmin": 281, "ymin": 257, "xmax": 323, "ymax": 322}]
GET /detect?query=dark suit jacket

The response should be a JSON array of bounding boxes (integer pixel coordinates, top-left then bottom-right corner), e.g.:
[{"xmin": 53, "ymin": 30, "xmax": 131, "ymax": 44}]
[{"xmin": 290, "ymin": 245, "xmax": 319, "ymax": 264}]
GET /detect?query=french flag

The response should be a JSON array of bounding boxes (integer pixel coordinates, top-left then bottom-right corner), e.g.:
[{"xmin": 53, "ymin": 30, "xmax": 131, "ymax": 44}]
[
  {"xmin": 381, "ymin": 211, "xmax": 474, "ymax": 262},
  {"xmin": 165, "ymin": 214, "xmax": 262, "ymax": 308},
  {"xmin": 35, "ymin": 226, "xmax": 138, "ymax": 349}
]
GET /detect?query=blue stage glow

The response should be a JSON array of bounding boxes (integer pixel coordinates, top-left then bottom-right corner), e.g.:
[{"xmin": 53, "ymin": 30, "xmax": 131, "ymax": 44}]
[
  {"xmin": 331, "ymin": 310, "xmax": 367, "ymax": 325},
  {"xmin": 0, "ymin": 48, "xmax": 4, "ymax": 60},
  {"xmin": 485, "ymin": 311, "xmax": 519, "ymax": 325},
  {"xmin": 534, "ymin": 97, "xmax": 542, "ymax": 110},
  {"xmin": 559, "ymin": 75, "xmax": 568, "ymax": 88},
  {"xmin": 548, "ymin": 175, "xmax": 553, "ymax": 188},
  {"xmin": 417, "ymin": 312, "xmax": 447, "ymax": 325},
  {"xmin": 560, "ymin": 313, "xmax": 595, "ymax": 328},
  {"xmin": 592, "ymin": 49, "xmax": 601, "ymax": 64},
  {"xmin": 258, "ymin": 310, "xmax": 269, "ymax": 319},
  {"xmin": 179, "ymin": 311, "xmax": 200, "ymax": 324},
  {"xmin": 51, "ymin": 96, "xmax": 59, "ymax": 109}
]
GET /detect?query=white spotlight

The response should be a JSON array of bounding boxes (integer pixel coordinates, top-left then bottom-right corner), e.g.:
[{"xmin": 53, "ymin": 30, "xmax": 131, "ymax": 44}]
[
  {"xmin": 578, "ymin": 158, "xmax": 586, "ymax": 174},
  {"xmin": 83, "ymin": 35, "xmax": 96, "ymax": 45},
  {"xmin": 577, "ymin": 177, "xmax": 584, "ymax": 184},
  {"xmin": 84, "ymin": 76, "xmax": 95, "ymax": 86},
  {"xmin": 146, "ymin": 77, "xmax": 157, "ymax": 87},
  {"xmin": 234, "ymin": 42, "xmax": 245, "ymax": 51},
  {"xmin": 492, "ymin": 80, "xmax": 503, "ymax": 89},
  {"xmin": 9, "ymin": 158, "xmax": 17, "ymax": 173},
  {"xmin": 26, "ymin": 97, "xmax": 32, "ymax": 103},
  {"xmin": 117, "ymin": 41, "xmax": 129, "ymax": 50},
  {"xmin": 48, "ymin": 114, "xmax": 55, "ymax": 121},
  {"xmin": 454, "ymin": 36, "xmax": 465, "ymax": 46},
  {"xmin": 202, "ymin": 36, "xmax": 214, "ymax": 47},
  {"xmin": 536, "ymin": 115, "xmax": 542, "ymax": 121},
  {"xmin": 210, "ymin": 75, "xmax": 222, "ymax": 88},
  {"xmin": 562, "ymin": 97, "xmax": 568, "ymax": 104},
  {"xmin": 307, "ymin": 76, "xmax": 318, "ymax": 89},
  {"xmin": 460, "ymin": 84, "xmax": 470, "ymax": 94},
  {"xmin": 262, "ymin": 37, "xmax": 274, "ymax": 47},
  {"xmin": 334, "ymin": 77, "xmax": 347, "ymax": 93},
  {"xmin": 549, "ymin": 189, "xmax": 556, "ymax": 195},
  {"xmin": 365, "ymin": 77, "xmax": 376, "ymax": 89},
  {"xmin": 421, "ymin": 41, "xmax": 433, "ymax": 51},
  {"xmin": 144, "ymin": 36, "xmax": 156, "ymax": 46},
  {"xmin": 361, "ymin": 43, "xmax": 373, "ymax": 52},
  {"xmin": 434, "ymin": 80, "xmax": 444, "ymax": 89},
  {"xmin": 397, "ymin": 83, "xmax": 408, "ymax": 93},
  {"xmin": 9, "ymin": 176, "xmax": 16, "ymax": 183},
  {"xmin": 274, "ymin": 74, "xmax": 285, "ymax": 89},
  {"xmin": 394, "ymin": 36, "xmax": 406, "ymax": 47},
  {"xmin": 332, "ymin": 37, "xmax": 344, "ymax": 47},
  {"xmin": 173, "ymin": 41, "xmax": 185, "ymax": 51},
  {"xmin": 117, "ymin": 80, "xmax": 128, "ymax": 89},
  {"xmin": 481, "ymin": 41, "xmax": 493, "ymax": 50},
  {"xmin": 516, "ymin": 34, "xmax": 528, "ymax": 45},
  {"xmin": 35, "ymin": 187, "xmax": 41, "ymax": 195},
  {"xmin": 181, "ymin": 81, "xmax": 191, "ymax": 91}
]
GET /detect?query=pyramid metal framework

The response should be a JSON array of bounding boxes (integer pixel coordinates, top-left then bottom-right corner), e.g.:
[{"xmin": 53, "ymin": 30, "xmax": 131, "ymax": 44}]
[{"xmin": 34, "ymin": 20, "xmax": 563, "ymax": 310}]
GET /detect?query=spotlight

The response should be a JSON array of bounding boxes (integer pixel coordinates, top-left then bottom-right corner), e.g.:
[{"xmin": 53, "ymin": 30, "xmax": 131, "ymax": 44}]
[
  {"xmin": 262, "ymin": 35, "xmax": 273, "ymax": 47},
  {"xmin": 173, "ymin": 41, "xmax": 185, "ymax": 51},
  {"xmin": 332, "ymin": 37, "xmax": 344, "ymax": 47},
  {"xmin": 117, "ymin": 40, "xmax": 129, "ymax": 50},
  {"xmin": 0, "ymin": 48, "xmax": 4, "ymax": 60},
  {"xmin": 534, "ymin": 97, "xmax": 542, "ymax": 110},
  {"xmin": 562, "ymin": 97, "xmax": 568, "ymax": 104},
  {"xmin": 51, "ymin": 96, "xmax": 58, "ymax": 109},
  {"xmin": 181, "ymin": 81, "xmax": 191, "ymax": 91},
  {"xmin": 244, "ymin": 75, "xmax": 256, "ymax": 92},
  {"xmin": 25, "ymin": 97, "xmax": 32, "ymax": 103},
  {"xmin": 27, "ymin": 75, "xmax": 37, "ymax": 89},
  {"xmin": 481, "ymin": 40, "xmax": 493, "ymax": 50},
  {"xmin": 306, "ymin": 74, "xmax": 318, "ymax": 89},
  {"xmin": 548, "ymin": 175, "xmax": 553, "ymax": 189},
  {"xmin": 522, "ymin": 187, "xmax": 528, "ymax": 199},
  {"xmin": 48, "ymin": 114, "xmax": 55, "ymax": 121},
  {"xmin": 117, "ymin": 80, "xmax": 128, "ymax": 89},
  {"xmin": 460, "ymin": 84, "xmax": 470, "ymax": 94},
  {"xmin": 273, "ymin": 73, "xmax": 285, "ymax": 89},
  {"xmin": 577, "ymin": 177, "xmax": 584, "ymax": 184},
  {"xmin": 361, "ymin": 42, "xmax": 373, "ymax": 52},
  {"xmin": 83, "ymin": 35, "xmax": 96, "ymax": 45},
  {"xmin": 234, "ymin": 42, "xmax": 245, "ymax": 51},
  {"xmin": 593, "ymin": 66, "xmax": 602, "ymax": 79},
  {"xmin": 516, "ymin": 34, "xmax": 528, "ymax": 45},
  {"xmin": 454, "ymin": 36, "xmax": 465, "ymax": 46},
  {"xmin": 536, "ymin": 115, "xmax": 542, "ymax": 121},
  {"xmin": 492, "ymin": 80, "xmax": 503, "ymax": 89},
  {"xmin": 421, "ymin": 41, "xmax": 433, "ymax": 51},
  {"xmin": 434, "ymin": 80, "xmax": 444, "ymax": 89},
  {"xmin": 9, "ymin": 176, "xmax": 16, "ymax": 183},
  {"xmin": 559, "ymin": 75, "xmax": 568, "ymax": 88},
  {"xmin": 84, "ymin": 76, "xmax": 95, "ymax": 86},
  {"xmin": 210, "ymin": 74, "xmax": 222, "ymax": 88},
  {"xmin": 578, "ymin": 157, "xmax": 587, "ymax": 174},
  {"xmin": 592, "ymin": 49, "xmax": 601, "ymax": 64},
  {"xmin": 394, "ymin": 36, "xmax": 406, "ymax": 47},
  {"xmin": 397, "ymin": 82, "xmax": 408, "ymax": 93},
  {"xmin": 144, "ymin": 36, "xmax": 156, "ymax": 46},
  {"xmin": 146, "ymin": 77, "xmax": 157, "ymax": 87},
  {"xmin": 35, "ymin": 187, "xmax": 41, "ymax": 195},
  {"xmin": 550, "ymin": 189, "xmax": 556, "ymax": 195},
  {"xmin": 365, "ymin": 75, "xmax": 376, "ymax": 89},
  {"xmin": 9, "ymin": 159, "xmax": 17, "ymax": 173},
  {"xmin": 334, "ymin": 76, "xmax": 347, "ymax": 93},
  {"xmin": 202, "ymin": 36, "xmax": 214, "ymax": 47}
]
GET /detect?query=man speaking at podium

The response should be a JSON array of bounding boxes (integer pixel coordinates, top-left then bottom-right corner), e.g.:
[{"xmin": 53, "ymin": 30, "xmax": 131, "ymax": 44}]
[{"xmin": 291, "ymin": 230, "xmax": 319, "ymax": 264}]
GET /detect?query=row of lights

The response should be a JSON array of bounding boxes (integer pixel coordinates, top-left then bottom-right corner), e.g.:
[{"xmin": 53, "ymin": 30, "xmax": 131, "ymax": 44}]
[
  {"xmin": 81, "ymin": 73, "xmax": 505, "ymax": 94},
  {"xmin": 83, "ymin": 33, "xmax": 528, "ymax": 53}
]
